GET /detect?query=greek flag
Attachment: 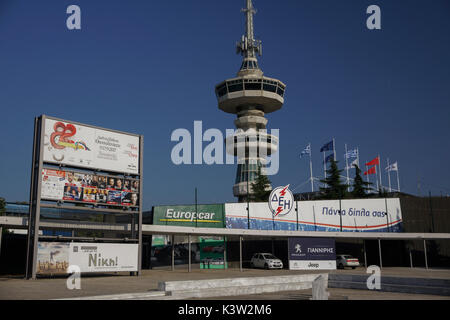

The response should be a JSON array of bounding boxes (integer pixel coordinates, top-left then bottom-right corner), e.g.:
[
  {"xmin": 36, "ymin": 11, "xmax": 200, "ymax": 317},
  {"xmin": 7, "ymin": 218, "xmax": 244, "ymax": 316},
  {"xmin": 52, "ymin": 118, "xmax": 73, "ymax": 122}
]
[
  {"xmin": 346, "ymin": 158, "xmax": 358, "ymax": 170},
  {"xmin": 385, "ymin": 162, "xmax": 398, "ymax": 172},
  {"xmin": 300, "ymin": 144, "xmax": 311, "ymax": 158},
  {"xmin": 345, "ymin": 148, "xmax": 358, "ymax": 159}
]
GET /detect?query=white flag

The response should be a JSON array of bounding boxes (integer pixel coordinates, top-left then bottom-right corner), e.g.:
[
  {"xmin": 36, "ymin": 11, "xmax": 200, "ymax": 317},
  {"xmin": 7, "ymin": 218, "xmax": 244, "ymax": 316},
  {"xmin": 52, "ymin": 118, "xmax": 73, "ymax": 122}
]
[
  {"xmin": 346, "ymin": 158, "xmax": 358, "ymax": 170},
  {"xmin": 385, "ymin": 162, "xmax": 398, "ymax": 172}
]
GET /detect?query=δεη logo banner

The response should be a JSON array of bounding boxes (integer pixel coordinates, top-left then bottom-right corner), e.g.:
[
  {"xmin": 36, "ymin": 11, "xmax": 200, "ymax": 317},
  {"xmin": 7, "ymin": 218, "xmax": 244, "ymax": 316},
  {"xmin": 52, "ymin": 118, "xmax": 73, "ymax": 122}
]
[{"xmin": 268, "ymin": 185, "xmax": 294, "ymax": 217}]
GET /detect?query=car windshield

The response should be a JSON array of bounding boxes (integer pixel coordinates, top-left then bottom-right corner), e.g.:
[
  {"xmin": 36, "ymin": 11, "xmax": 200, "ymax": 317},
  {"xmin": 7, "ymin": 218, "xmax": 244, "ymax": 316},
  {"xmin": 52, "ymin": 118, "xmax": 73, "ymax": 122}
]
[
  {"xmin": 263, "ymin": 254, "xmax": 277, "ymax": 259},
  {"xmin": 343, "ymin": 255, "xmax": 353, "ymax": 259}
]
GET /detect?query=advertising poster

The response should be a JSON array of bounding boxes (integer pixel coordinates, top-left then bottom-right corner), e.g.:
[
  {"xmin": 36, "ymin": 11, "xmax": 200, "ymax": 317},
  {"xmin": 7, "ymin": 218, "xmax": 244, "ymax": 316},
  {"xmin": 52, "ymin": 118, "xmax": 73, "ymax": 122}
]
[
  {"xmin": 43, "ymin": 118, "xmax": 140, "ymax": 174},
  {"xmin": 288, "ymin": 237, "xmax": 336, "ymax": 270},
  {"xmin": 37, "ymin": 242, "xmax": 139, "ymax": 274},
  {"xmin": 41, "ymin": 169, "xmax": 66, "ymax": 200},
  {"xmin": 37, "ymin": 242, "xmax": 70, "ymax": 275},
  {"xmin": 199, "ymin": 237, "xmax": 227, "ymax": 269}
]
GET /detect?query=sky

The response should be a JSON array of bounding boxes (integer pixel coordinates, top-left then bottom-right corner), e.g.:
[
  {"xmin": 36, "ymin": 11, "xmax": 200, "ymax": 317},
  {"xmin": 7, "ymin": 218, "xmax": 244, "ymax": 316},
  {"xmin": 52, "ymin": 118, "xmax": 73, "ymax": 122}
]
[{"xmin": 0, "ymin": 0, "xmax": 449, "ymax": 210}]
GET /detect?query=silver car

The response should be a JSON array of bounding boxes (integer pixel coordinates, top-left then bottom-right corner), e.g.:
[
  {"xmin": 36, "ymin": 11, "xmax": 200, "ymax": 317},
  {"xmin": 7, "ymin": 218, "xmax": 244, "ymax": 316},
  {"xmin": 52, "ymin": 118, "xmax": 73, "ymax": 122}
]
[
  {"xmin": 250, "ymin": 253, "xmax": 283, "ymax": 269},
  {"xmin": 336, "ymin": 254, "xmax": 360, "ymax": 269}
]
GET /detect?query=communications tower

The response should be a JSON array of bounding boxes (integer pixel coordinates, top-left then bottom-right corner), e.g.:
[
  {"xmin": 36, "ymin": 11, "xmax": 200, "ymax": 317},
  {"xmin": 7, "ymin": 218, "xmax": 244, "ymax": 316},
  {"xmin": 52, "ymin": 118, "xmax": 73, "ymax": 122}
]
[{"xmin": 215, "ymin": 0, "xmax": 286, "ymax": 202}]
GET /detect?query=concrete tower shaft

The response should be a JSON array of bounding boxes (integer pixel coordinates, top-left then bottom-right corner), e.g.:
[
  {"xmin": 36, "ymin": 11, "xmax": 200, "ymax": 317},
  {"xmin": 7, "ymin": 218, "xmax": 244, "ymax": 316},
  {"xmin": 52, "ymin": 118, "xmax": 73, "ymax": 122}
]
[{"xmin": 215, "ymin": 0, "xmax": 286, "ymax": 201}]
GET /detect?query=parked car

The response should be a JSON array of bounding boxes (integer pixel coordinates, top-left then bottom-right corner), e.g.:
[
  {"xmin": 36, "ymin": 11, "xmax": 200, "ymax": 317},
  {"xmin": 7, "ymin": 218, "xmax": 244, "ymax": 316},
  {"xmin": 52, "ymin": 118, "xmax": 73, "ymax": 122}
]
[
  {"xmin": 336, "ymin": 254, "xmax": 360, "ymax": 269},
  {"xmin": 250, "ymin": 253, "xmax": 283, "ymax": 269}
]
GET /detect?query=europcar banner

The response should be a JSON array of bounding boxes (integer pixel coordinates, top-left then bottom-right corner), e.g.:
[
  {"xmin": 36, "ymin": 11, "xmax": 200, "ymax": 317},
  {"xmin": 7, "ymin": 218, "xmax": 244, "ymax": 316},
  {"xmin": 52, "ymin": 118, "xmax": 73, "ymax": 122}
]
[
  {"xmin": 288, "ymin": 237, "xmax": 336, "ymax": 270},
  {"xmin": 153, "ymin": 204, "xmax": 225, "ymax": 228},
  {"xmin": 43, "ymin": 118, "xmax": 140, "ymax": 174},
  {"xmin": 225, "ymin": 198, "xmax": 403, "ymax": 232},
  {"xmin": 36, "ymin": 242, "xmax": 138, "ymax": 274}
]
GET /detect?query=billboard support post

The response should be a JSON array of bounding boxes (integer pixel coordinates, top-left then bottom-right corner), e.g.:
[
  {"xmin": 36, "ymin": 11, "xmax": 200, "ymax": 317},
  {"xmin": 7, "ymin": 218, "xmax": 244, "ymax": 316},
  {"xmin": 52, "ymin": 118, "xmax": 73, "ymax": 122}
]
[
  {"xmin": 138, "ymin": 135, "xmax": 144, "ymax": 276},
  {"xmin": 409, "ymin": 248, "xmax": 413, "ymax": 268},
  {"xmin": 0, "ymin": 227, "xmax": 2, "ymax": 257},
  {"xmin": 26, "ymin": 115, "xmax": 45, "ymax": 280}
]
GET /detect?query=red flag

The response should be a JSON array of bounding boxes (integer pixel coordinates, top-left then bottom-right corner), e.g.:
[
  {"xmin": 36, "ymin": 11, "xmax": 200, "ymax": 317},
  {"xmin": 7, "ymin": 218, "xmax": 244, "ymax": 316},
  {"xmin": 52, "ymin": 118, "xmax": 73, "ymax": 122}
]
[
  {"xmin": 365, "ymin": 156, "xmax": 379, "ymax": 166},
  {"xmin": 364, "ymin": 166, "xmax": 376, "ymax": 175}
]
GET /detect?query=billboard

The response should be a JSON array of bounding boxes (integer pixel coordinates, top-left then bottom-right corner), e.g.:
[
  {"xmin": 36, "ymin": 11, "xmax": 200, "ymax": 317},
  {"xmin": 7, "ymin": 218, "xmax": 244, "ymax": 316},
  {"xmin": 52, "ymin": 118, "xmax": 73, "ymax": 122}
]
[
  {"xmin": 153, "ymin": 204, "xmax": 225, "ymax": 228},
  {"xmin": 43, "ymin": 118, "xmax": 140, "ymax": 174},
  {"xmin": 225, "ymin": 198, "xmax": 403, "ymax": 232},
  {"xmin": 40, "ymin": 169, "xmax": 140, "ymax": 207},
  {"xmin": 288, "ymin": 237, "xmax": 336, "ymax": 270},
  {"xmin": 37, "ymin": 242, "xmax": 139, "ymax": 274}
]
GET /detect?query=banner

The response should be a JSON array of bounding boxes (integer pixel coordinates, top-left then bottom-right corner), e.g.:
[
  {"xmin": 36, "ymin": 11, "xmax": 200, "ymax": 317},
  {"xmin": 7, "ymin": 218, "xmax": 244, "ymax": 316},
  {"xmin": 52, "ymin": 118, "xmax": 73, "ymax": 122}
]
[
  {"xmin": 288, "ymin": 238, "xmax": 336, "ymax": 270},
  {"xmin": 153, "ymin": 204, "xmax": 225, "ymax": 228},
  {"xmin": 43, "ymin": 118, "xmax": 140, "ymax": 174},
  {"xmin": 36, "ymin": 242, "xmax": 139, "ymax": 274},
  {"xmin": 225, "ymin": 198, "xmax": 403, "ymax": 232},
  {"xmin": 41, "ymin": 169, "xmax": 140, "ymax": 207}
]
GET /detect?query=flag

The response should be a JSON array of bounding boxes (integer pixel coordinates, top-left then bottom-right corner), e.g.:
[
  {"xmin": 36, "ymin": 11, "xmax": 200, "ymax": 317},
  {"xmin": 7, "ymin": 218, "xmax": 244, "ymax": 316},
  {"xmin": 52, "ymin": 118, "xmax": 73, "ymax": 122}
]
[
  {"xmin": 364, "ymin": 166, "xmax": 376, "ymax": 175},
  {"xmin": 300, "ymin": 144, "xmax": 311, "ymax": 158},
  {"xmin": 365, "ymin": 156, "xmax": 379, "ymax": 166},
  {"xmin": 385, "ymin": 162, "xmax": 398, "ymax": 172},
  {"xmin": 346, "ymin": 158, "xmax": 358, "ymax": 170},
  {"xmin": 320, "ymin": 140, "xmax": 334, "ymax": 152},
  {"xmin": 345, "ymin": 149, "xmax": 358, "ymax": 159},
  {"xmin": 324, "ymin": 153, "xmax": 334, "ymax": 164}
]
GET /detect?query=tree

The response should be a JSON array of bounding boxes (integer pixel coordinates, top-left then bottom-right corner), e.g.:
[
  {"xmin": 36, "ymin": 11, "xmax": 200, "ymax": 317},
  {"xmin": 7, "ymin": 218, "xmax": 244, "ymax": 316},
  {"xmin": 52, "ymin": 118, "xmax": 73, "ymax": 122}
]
[
  {"xmin": 351, "ymin": 165, "xmax": 372, "ymax": 198},
  {"xmin": 0, "ymin": 197, "xmax": 5, "ymax": 216},
  {"xmin": 319, "ymin": 158, "xmax": 348, "ymax": 199},
  {"xmin": 249, "ymin": 166, "xmax": 272, "ymax": 202}
]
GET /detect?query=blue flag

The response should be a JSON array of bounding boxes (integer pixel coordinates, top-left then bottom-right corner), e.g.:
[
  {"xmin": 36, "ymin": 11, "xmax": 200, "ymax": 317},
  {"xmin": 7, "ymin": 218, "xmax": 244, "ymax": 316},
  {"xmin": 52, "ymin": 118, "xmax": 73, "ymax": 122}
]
[{"xmin": 320, "ymin": 140, "xmax": 334, "ymax": 152}]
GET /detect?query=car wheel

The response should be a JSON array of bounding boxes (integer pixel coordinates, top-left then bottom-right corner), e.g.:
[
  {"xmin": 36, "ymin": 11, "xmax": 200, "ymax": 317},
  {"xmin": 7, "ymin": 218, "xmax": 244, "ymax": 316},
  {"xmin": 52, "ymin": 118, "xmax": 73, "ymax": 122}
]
[
  {"xmin": 339, "ymin": 263, "xmax": 344, "ymax": 269},
  {"xmin": 352, "ymin": 267, "xmax": 356, "ymax": 269},
  {"xmin": 264, "ymin": 264, "xmax": 269, "ymax": 270},
  {"xmin": 250, "ymin": 262, "xmax": 254, "ymax": 268}
]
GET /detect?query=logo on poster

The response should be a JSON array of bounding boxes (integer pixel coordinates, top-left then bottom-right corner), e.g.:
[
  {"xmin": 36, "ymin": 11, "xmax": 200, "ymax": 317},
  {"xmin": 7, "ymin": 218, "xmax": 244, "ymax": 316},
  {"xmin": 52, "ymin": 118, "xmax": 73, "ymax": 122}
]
[
  {"xmin": 50, "ymin": 122, "xmax": 90, "ymax": 152},
  {"xmin": 269, "ymin": 185, "xmax": 294, "ymax": 217}
]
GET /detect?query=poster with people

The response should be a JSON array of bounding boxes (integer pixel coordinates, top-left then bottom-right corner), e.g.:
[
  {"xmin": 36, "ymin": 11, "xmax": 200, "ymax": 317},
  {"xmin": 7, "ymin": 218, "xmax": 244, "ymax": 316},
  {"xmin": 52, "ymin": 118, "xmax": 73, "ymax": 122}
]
[{"xmin": 40, "ymin": 168, "xmax": 138, "ymax": 208}]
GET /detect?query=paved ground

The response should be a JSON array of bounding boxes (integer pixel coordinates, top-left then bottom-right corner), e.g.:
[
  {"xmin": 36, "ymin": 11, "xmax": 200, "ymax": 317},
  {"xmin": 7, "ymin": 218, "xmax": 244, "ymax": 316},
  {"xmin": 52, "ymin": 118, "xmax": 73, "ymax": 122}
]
[{"xmin": 0, "ymin": 267, "xmax": 449, "ymax": 300}]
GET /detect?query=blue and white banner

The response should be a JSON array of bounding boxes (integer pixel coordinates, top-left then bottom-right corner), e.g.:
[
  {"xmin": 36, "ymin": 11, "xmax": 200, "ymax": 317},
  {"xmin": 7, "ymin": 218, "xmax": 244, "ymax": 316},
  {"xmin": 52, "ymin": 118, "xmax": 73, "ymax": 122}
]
[
  {"xmin": 345, "ymin": 149, "xmax": 358, "ymax": 159},
  {"xmin": 225, "ymin": 198, "xmax": 403, "ymax": 232},
  {"xmin": 300, "ymin": 144, "xmax": 311, "ymax": 158}
]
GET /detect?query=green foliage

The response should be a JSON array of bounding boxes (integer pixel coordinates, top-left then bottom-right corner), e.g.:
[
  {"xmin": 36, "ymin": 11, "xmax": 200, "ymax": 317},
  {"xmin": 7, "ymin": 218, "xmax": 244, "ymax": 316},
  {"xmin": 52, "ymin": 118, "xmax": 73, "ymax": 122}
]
[
  {"xmin": 0, "ymin": 197, "xmax": 5, "ymax": 216},
  {"xmin": 249, "ymin": 166, "xmax": 272, "ymax": 202},
  {"xmin": 319, "ymin": 158, "xmax": 348, "ymax": 200},
  {"xmin": 351, "ymin": 165, "xmax": 372, "ymax": 198}
]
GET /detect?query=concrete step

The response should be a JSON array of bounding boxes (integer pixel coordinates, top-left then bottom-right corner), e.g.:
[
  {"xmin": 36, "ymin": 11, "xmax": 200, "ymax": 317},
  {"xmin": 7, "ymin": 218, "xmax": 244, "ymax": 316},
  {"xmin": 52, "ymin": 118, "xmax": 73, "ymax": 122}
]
[
  {"xmin": 59, "ymin": 290, "xmax": 167, "ymax": 300},
  {"xmin": 158, "ymin": 274, "xmax": 327, "ymax": 292},
  {"xmin": 329, "ymin": 274, "xmax": 450, "ymax": 296},
  {"xmin": 161, "ymin": 282, "xmax": 319, "ymax": 300}
]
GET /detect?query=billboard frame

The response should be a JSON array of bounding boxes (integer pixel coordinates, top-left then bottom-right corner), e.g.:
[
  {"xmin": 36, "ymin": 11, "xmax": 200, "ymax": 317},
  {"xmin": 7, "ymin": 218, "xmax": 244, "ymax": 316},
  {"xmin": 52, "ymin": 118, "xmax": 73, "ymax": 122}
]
[{"xmin": 25, "ymin": 115, "xmax": 143, "ymax": 279}]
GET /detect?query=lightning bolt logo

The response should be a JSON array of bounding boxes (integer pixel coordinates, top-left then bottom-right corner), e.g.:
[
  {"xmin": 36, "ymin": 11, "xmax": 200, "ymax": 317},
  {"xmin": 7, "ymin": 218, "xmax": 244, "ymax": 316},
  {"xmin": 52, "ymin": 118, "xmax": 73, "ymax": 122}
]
[{"xmin": 272, "ymin": 185, "xmax": 291, "ymax": 217}]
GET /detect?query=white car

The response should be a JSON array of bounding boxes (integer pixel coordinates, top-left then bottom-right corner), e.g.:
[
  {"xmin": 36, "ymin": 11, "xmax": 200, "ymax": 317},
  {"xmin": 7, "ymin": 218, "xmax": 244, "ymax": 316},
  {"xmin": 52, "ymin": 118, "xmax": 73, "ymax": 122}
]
[
  {"xmin": 250, "ymin": 253, "xmax": 283, "ymax": 269},
  {"xmin": 336, "ymin": 254, "xmax": 360, "ymax": 269}
]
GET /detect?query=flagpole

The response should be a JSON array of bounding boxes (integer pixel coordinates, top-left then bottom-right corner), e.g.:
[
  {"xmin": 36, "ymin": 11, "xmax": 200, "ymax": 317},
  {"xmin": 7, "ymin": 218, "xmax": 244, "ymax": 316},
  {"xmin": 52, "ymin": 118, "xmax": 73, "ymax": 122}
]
[
  {"xmin": 309, "ymin": 143, "xmax": 314, "ymax": 192},
  {"xmin": 375, "ymin": 166, "xmax": 379, "ymax": 191},
  {"xmin": 323, "ymin": 152, "xmax": 326, "ymax": 179},
  {"xmin": 333, "ymin": 138, "xmax": 336, "ymax": 161},
  {"xmin": 397, "ymin": 164, "xmax": 401, "ymax": 192},
  {"xmin": 378, "ymin": 154, "xmax": 382, "ymax": 191},
  {"xmin": 387, "ymin": 158, "xmax": 392, "ymax": 192},
  {"xmin": 345, "ymin": 144, "xmax": 349, "ymax": 192},
  {"xmin": 366, "ymin": 163, "xmax": 371, "ymax": 193}
]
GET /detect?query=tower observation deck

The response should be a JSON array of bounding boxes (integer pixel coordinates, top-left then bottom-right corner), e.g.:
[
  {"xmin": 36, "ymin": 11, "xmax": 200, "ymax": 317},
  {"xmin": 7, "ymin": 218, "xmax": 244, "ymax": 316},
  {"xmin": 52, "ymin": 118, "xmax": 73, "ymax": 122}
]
[{"xmin": 215, "ymin": 0, "xmax": 286, "ymax": 202}]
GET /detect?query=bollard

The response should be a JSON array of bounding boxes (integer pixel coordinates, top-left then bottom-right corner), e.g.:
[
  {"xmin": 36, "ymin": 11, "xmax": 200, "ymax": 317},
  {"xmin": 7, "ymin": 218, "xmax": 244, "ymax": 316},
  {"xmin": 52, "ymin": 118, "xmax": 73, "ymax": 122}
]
[{"xmin": 311, "ymin": 275, "xmax": 329, "ymax": 300}]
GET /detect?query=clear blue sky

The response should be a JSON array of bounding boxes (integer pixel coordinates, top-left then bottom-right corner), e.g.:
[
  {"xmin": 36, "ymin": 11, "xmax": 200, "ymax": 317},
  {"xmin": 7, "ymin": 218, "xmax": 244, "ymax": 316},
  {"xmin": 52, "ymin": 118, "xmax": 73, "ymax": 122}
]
[{"xmin": 1, "ymin": 0, "xmax": 449, "ymax": 210}]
